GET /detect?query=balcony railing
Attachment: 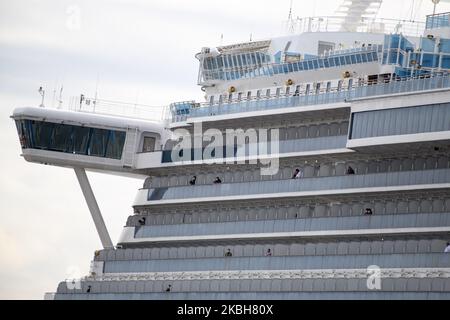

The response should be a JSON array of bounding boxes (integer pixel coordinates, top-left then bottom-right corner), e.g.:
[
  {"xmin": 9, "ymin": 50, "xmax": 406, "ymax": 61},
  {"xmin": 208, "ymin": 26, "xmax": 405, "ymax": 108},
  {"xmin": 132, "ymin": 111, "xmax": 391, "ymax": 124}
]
[
  {"xmin": 199, "ymin": 45, "xmax": 382, "ymax": 84},
  {"xmin": 134, "ymin": 212, "xmax": 450, "ymax": 239},
  {"xmin": 287, "ymin": 16, "xmax": 425, "ymax": 37},
  {"xmin": 171, "ymin": 74, "xmax": 450, "ymax": 123},
  {"xmin": 102, "ymin": 254, "xmax": 449, "ymax": 273},
  {"xmin": 161, "ymin": 136, "xmax": 348, "ymax": 163},
  {"xmin": 65, "ymin": 97, "xmax": 167, "ymax": 121},
  {"xmin": 145, "ymin": 168, "xmax": 450, "ymax": 202}
]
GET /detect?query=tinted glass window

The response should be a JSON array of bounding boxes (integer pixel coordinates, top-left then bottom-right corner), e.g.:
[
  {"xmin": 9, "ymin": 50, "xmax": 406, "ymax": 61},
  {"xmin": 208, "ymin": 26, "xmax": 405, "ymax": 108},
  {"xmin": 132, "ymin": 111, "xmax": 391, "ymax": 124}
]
[
  {"xmin": 33, "ymin": 121, "xmax": 54, "ymax": 149},
  {"xmin": 72, "ymin": 126, "xmax": 91, "ymax": 154},
  {"xmin": 106, "ymin": 131, "xmax": 126, "ymax": 159},
  {"xmin": 51, "ymin": 124, "xmax": 73, "ymax": 152},
  {"xmin": 88, "ymin": 128, "xmax": 109, "ymax": 157},
  {"xmin": 15, "ymin": 120, "xmax": 126, "ymax": 160}
]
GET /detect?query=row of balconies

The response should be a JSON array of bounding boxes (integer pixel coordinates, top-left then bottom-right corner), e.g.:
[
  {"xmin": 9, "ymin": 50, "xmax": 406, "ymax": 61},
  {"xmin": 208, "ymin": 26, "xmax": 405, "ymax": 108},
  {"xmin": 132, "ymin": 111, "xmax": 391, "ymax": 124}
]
[
  {"xmin": 131, "ymin": 197, "xmax": 450, "ymax": 226},
  {"xmin": 129, "ymin": 213, "xmax": 450, "ymax": 239},
  {"xmin": 96, "ymin": 239, "xmax": 449, "ymax": 262},
  {"xmin": 101, "ymin": 254, "xmax": 450, "ymax": 274},
  {"xmin": 146, "ymin": 156, "xmax": 450, "ymax": 189},
  {"xmin": 55, "ymin": 278, "xmax": 450, "ymax": 299},
  {"xmin": 142, "ymin": 168, "xmax": 450, "ymax": 203}
]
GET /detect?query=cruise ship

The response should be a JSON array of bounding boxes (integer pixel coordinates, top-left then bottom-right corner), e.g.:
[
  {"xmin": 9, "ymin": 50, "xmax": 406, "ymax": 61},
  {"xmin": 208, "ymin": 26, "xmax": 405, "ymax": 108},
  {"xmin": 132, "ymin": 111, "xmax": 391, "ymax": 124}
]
[{"xmin": 11, "ymin": 0, "xmax": 450, "ymax": 300}]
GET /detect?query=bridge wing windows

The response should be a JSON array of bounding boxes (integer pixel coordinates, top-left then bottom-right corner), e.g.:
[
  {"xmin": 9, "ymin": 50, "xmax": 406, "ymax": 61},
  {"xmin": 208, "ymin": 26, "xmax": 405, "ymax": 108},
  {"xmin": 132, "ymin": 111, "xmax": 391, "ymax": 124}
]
[
  {"xmin": 52, "ymin": 124, "xmax": 73, "ymax": 152},
  {"xmin": 72, "ymin": 126, "xmax": 91, "ymax": 154},
  {"xmin": 106, "ymin": 131, "xmax": 127, "ymax": 159},
  {"xmin": 15, "ymin": 120, "xmax": 126, "ymax": 160},
  {"xmin": 88, "ymin": 128, "xmax": 109, "ymax": 157},
  {"xmin": 33, "ymin": 121, "xmax": 54, "ymax": 149}
]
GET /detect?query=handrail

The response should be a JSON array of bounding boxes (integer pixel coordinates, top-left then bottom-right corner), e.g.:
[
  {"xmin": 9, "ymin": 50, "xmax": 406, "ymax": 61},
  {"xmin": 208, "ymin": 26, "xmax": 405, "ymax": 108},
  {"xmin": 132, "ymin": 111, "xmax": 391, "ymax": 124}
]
[
  {"xmin": 171, "ymin": 74, "xmax": 450, "ymax": 122},
  {"xmin": 286, "ymin": 15, "xmax": 425, "ymax": 37}
]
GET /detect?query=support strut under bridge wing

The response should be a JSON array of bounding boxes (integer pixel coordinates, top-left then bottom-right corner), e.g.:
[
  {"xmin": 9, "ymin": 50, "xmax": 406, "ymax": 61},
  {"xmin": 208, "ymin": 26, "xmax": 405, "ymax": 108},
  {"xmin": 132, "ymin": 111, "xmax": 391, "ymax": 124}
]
[{"xmin": 74, "ymin": 168, "xmax": 114, "ymax": 249}]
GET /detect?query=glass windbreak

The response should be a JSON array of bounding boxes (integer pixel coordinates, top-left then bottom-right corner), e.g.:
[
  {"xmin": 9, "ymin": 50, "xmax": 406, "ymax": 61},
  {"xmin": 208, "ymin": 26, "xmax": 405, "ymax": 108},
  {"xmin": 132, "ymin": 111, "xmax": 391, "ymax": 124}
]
[
  {"xmin": 350, "ymin": 102, "xmax": 450, "ymax": 139},
  {"xmin": 15, "ymin": 119, "xmax": 126, "ymax": 160}
]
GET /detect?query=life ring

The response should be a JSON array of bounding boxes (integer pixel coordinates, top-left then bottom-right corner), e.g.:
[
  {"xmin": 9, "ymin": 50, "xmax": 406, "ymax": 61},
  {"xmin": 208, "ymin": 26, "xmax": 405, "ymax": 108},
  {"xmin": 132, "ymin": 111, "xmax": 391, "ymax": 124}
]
[
  {"xmin": 342, "ymin": 71, "xmax": 352, "ymax": 79},
  {"xmin": 286, "ymin": 79, "xmax": 294, "ymax": 86},
  {"xmin": 228, "ymin": 86, "xmax": 236, "ymax": 93}
]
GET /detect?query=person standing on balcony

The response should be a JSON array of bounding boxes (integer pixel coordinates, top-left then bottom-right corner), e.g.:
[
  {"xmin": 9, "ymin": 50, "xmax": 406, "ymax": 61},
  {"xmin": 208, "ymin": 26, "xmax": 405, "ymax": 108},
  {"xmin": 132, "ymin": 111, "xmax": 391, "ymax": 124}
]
[
  {"xmin": 445, "ymin": 242, "xmax": 450, "ymax": 253},
  {"xmin": 189, "ymin": 176, "xmax": 197, "ymax": 185},
  {"xmin": 213, "ymin": 177, "xmax": 222, "ymax": 184},
  {"xmin": 292, "ymin": 168, "xmax": 304, "ymax": 179}
]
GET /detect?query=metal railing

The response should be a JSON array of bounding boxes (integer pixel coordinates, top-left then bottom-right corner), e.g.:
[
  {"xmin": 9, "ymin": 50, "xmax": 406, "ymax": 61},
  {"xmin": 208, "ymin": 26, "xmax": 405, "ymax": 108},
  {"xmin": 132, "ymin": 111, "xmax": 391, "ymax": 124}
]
[
  {"xmin": 199, "ymin": 45, "xmax": 382, "ymax": 83},
  {"xmin": 171, "ymin": 74, "xmax": 450, "ymax": 122},
  {"xmin": 162, "ymin": 136, "xmax": 348, "ymax": 163},
  {"xmin": 134, "ymin": 212, "xmax": 449, "ymax": 239},
  {"xmin": 66, "ymin": 96, "xmax": 167, "ymax": 122},
  {"xmin": 103, "ymin": 254, "xmax": 449, "ymax": 273},
  {"xmin": 145, "ymin": 168, "xmax": 450, "ymax": 202},
  {"xmin": 286, "ymin": 16, "xmax": 425, "ymax": 37}
]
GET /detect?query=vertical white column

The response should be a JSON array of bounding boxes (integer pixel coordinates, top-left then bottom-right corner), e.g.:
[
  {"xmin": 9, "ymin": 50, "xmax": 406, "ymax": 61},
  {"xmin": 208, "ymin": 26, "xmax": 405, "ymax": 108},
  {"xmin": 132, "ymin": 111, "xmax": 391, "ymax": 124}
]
[{"xmin": 74, "ymin": 168, "xmax": 114, "ymax": 249}]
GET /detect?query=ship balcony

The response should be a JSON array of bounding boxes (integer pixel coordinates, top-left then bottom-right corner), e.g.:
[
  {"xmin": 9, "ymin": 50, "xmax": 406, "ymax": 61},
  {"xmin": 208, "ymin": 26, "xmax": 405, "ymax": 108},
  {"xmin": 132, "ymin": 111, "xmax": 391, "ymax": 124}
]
[
  {"xmin": 171, "ymin": 74, "xmax": 450, "ymax": 124},
  {"xmin": 54, "ymin": 277, "xmax": 450, "ymax": 300},
  {"xmin": 99, "ymin": 253, "xmax": 450, "ymax": 274},
  {"xmin": 98, "ymin": 239, "xmax": 449, "ymax": 262},
  {"xmin": 161, "ymin": 135, "xmax": 349, "ymax": 164},
  {"xmin": 198, "ymin": 45, "xmax": 382, "ymax": 85},
  {"xmin": 134, "ymin": 168, "xmax": 450, "ymax": 206},
  {"xmin": 348, "ymin": 100, "xmax": 450, "ymax": 151},
  {"xmin": 126, "ymin": 212, "xmax": 450, "ymax": 240}
]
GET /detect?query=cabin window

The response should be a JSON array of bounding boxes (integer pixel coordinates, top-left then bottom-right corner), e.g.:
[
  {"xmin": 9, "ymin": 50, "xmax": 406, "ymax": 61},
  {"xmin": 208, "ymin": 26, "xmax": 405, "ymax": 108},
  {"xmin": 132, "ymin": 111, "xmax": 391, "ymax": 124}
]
[
  {"xmin": 276, "ymin": 88, "xmax": 281, "ymax": 97},
  {"xmin": 266, "ymin": 89, "xmax": 271, "ymax": 98},
  {"xmin": 247, "ymin": 91, "xmax": 252, "ymax": 100},
  {"xmin": 142, "ymin": 136, "xmax": 156, "ymax": 153}
]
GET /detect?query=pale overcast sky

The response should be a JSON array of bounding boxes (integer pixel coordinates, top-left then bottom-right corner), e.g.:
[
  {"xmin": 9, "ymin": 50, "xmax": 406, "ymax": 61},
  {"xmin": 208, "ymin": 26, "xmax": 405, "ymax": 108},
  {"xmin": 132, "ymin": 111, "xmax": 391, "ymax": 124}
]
[{"xmin": 0, "ymin": 0, "xmax": 449, "ymax": 300}]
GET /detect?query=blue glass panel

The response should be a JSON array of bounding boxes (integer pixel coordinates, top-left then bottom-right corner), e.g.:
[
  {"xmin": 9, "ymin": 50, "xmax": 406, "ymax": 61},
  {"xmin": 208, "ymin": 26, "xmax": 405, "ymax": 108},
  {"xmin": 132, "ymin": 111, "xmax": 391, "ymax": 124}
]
[
  {"xmin": 88, "ymin": 128, "xmax": 110, "ymax": 157},
  {"xmin": 51, "ymin": 124, "xmax": 73, "ymax": 152},
  {"xmin": 106, "ymin": 131, "xmax": 126, "ymax": 160},
  {"xmin": 72, "ymin": 126, "xmax": 91, "ymax": 155},
  {"xmin": 32, "ymin": 121, "xmax": 54, "ymax": 149}
]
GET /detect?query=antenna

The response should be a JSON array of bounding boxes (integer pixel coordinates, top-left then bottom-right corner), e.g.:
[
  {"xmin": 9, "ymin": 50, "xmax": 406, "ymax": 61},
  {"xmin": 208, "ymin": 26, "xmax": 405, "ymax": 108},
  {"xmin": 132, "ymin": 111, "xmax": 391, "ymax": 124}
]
[
  {"xmin": 94, "ymin": 74, "xmax": 100, "ymax": 112},
  {"xmin": 286, "ymin": 0, "xmax": 296, "ymax": 34},
  {"xmin": 432, "ymin": 0, "xmax": 440, "ymax": 16},
  {"xmin": 288, "ymin": 0, "xmax": 293, "ymax": 20},
  {"xmin": 38, "ymin": 86, "xmax": 45, "ymax": 108},
  {"xmin": 58, "ymin": 85, "xmax": 64, "ymax": 109}
]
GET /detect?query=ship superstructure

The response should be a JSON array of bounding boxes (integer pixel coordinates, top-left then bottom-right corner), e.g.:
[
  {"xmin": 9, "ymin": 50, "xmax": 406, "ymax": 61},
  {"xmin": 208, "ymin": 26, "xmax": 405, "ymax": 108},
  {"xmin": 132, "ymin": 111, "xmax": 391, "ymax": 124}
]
[{"xmin": 11, "ymin": 3, "xmax": 450, "ymax": 299}]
